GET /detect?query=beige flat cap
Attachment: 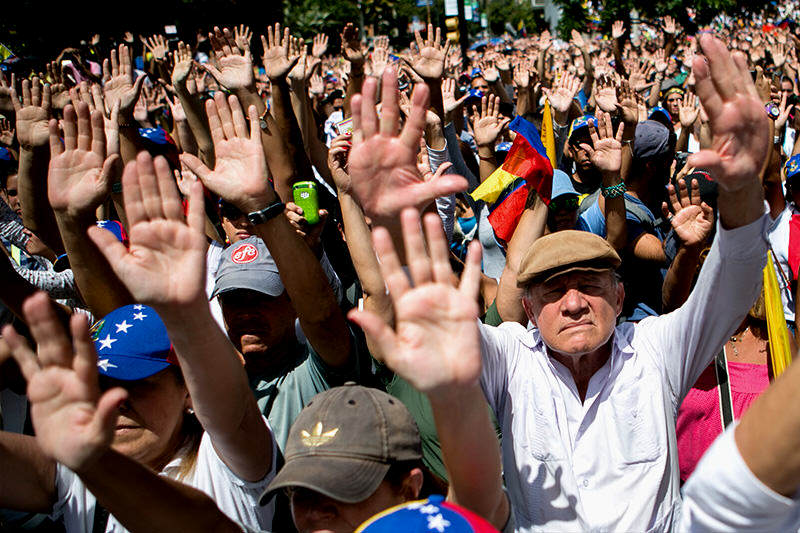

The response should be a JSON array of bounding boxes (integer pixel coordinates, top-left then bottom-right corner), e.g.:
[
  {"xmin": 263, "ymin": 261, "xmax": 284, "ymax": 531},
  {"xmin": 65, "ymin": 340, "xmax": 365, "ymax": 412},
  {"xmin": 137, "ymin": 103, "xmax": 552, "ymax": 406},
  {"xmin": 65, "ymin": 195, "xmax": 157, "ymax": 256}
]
[{"xmin": 517, "ymin": 230, "xmax": 621, "ymax": 286}]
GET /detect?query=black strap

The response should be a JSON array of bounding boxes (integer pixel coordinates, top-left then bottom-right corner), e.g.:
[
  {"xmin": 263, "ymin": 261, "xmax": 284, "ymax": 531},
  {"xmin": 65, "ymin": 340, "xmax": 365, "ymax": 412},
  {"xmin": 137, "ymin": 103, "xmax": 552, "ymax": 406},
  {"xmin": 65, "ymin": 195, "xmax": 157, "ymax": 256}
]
[
  {"xmin": 714, "ymin": 347, "xmax": 735, "ymax": 429},
  {"xmin": 92, "ymin": 503, "xmax": 109, "ymax": 533}
]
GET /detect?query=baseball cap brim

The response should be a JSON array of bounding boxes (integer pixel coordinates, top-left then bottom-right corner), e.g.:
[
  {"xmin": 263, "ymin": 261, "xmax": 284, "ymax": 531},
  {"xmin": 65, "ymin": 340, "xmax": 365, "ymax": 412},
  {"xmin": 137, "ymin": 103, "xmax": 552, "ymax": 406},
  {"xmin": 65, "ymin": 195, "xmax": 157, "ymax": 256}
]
[
  {"xmin": 260, "ymin": 454, "xmax": 390, "ymax": 506},
  {"xmin": 96, "ymin": 354, "xmax": 172, "ymax": 381},
  {"xmin": 211, "ymin": 271, "xmax": 285, "ymax": 300},
  {"xmin": 521, "ymin": 264, "xmax": 616, "ymax": 287}
]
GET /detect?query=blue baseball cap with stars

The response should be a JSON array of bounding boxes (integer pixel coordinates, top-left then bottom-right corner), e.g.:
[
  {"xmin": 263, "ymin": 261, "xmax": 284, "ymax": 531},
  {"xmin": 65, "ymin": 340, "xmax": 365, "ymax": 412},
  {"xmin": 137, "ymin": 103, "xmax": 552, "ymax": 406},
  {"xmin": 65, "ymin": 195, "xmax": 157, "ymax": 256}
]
[{"xmin": 90, "ymin": 304, "xmax": 177, "ymax": 381}]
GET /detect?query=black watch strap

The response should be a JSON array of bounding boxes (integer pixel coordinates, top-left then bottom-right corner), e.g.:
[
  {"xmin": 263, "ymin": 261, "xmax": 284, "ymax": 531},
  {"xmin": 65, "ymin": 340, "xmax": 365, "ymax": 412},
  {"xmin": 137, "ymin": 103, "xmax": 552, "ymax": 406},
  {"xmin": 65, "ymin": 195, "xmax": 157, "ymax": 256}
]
[{"xmin": 246, "ymin": 200, "xmax": 285, "ymax": 225}]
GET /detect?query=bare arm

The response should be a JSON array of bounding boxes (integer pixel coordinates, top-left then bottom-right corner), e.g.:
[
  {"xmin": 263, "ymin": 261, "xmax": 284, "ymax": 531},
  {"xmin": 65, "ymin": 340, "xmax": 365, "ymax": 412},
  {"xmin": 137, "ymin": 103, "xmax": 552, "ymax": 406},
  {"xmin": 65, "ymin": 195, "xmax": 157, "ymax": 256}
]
[
  {"xmin": 496, "ymin": 193, "xmax": 547, "ymax": 324},
  {"xmin": 0, "ymin": 432, "xmax": 55, "ymax": 513}
]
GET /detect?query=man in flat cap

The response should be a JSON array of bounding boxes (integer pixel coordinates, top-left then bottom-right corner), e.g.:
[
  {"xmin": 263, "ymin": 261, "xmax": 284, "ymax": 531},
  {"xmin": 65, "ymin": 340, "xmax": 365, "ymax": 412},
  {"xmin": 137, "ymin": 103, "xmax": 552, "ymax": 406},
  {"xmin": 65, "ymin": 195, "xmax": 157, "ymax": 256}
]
[{"xmin": 345, "ymin": 36, "xmax": 772, "ymax": 532}]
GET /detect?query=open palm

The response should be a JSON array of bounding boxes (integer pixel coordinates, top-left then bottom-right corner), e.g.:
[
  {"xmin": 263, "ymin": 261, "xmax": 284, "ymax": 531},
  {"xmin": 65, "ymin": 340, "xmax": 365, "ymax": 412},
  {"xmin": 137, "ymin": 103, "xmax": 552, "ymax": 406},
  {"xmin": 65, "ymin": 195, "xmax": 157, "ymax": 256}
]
[
  {"xmin": 89, "ymin": 152, "xmax": 209, "ymax": 309},
  {"xmin": 180, "ymin": 93, "xmax": 274, "ymax": 213},
  {"xmin": 349, "ymin": 210, "xmax": 483, "ymax": 394},
  {"xmin": 4, "ymin": 294, "xmax": 128, "ymax": 472},
  {"xmin": 348, "ymin": 68, "xmax": 466, "ymax": 219},
  {"xmin": 688, "ymin": 35, "xmax": 770, "ymax": 192}
]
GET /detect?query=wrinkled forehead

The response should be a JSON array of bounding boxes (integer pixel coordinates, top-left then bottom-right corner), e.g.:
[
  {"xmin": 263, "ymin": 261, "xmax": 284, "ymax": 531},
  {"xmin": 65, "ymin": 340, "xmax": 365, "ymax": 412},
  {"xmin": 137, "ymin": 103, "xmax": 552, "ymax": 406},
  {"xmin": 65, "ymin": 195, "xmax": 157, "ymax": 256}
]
[{"xmin": 530, "ymin": 269, "xmax": 615, "ymax": 293}]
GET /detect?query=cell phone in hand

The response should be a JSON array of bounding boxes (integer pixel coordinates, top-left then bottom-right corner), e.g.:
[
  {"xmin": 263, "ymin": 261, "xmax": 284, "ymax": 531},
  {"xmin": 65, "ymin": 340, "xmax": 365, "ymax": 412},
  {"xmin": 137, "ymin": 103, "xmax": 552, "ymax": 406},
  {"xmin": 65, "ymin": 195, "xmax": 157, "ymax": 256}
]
[
  {"xmin": 293, "ymin": 181, "xmax": 320, "ymax": 225},
  {"xmin": 165, "ymin": 25, "xmax": 178, "ymax": 35}
]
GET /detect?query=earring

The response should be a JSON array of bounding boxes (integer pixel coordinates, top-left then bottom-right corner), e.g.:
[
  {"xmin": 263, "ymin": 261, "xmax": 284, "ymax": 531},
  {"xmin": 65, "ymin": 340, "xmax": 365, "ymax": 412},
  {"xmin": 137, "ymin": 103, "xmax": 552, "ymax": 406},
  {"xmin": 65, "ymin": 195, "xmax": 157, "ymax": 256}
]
[{"xmin": 187, "ymin": 407, "xmax": 195, "ymax": 415}]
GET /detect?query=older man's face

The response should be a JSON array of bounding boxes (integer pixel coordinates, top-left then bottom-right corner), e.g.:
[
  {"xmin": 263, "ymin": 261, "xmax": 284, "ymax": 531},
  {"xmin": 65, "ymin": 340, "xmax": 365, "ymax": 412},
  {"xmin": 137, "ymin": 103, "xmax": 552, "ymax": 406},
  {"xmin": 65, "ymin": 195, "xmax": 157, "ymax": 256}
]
[{"xmin": 523, "ymin": 270, "xmax": 623, "ymax": 357}]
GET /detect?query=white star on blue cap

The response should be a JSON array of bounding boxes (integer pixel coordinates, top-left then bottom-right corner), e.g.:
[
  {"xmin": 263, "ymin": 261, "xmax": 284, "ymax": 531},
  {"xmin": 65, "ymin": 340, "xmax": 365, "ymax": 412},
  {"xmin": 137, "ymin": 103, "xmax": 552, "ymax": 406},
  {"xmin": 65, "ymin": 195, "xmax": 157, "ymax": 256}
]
[
  {"xmin": 98, "ymin": 334, "xmax": 118, "ymax": 351},
  {"xmin": 97, "ymin": 358, "xmax": 118, "ymax": 371},
  {"xmin": 115, "ymin": 320, "xmax": 132, "ymax": 334},
  {"xmin": 133, "ymin": 304, "xmax": 145, "ymax": 310},
  {"xmin": 427, "ymin": 514, "xmax": 451, "ymax": 532},
  {"xmin": 133, "ymin": 312, "xmax": 147, "ymax": 321}
]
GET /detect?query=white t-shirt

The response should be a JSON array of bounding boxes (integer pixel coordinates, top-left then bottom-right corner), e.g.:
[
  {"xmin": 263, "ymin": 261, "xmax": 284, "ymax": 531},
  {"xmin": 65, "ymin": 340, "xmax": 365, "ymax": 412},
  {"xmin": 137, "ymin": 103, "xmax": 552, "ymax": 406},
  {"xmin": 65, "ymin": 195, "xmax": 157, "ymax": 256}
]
[
  {"xmin": 51, "ymin": 426, "xmax": 277, "ymax": 532},
  {"xmin": 681, "ymin": 422, "xmax": 800, "ymax": 532}
]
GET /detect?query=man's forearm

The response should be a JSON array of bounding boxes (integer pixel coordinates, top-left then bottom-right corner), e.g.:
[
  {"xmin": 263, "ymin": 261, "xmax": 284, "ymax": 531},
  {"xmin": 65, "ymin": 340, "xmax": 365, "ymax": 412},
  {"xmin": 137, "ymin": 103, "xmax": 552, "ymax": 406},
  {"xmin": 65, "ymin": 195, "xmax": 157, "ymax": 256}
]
[
  {"xmin": 661, "ymin": 244, "xmax": 703, "ymax": 312},
  {"xmin": 429, "ymin": 384, "xmax": 509, "ymax": 531},
  {"xmin": 18, "ymin": 147, "xmax": 64, "ymax": 255},
  {"xmin": 175, "ymin": 85, "xmax": 214, "ymax": 167}
]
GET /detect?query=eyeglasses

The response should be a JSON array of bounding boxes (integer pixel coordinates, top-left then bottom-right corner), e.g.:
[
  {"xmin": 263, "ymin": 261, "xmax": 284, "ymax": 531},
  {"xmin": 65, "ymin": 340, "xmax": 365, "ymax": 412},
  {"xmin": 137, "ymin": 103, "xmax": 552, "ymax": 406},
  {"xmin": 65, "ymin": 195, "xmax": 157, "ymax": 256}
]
[{"xmin": 549, "ymin": 196, "xmax": 579, "ymax": 211}]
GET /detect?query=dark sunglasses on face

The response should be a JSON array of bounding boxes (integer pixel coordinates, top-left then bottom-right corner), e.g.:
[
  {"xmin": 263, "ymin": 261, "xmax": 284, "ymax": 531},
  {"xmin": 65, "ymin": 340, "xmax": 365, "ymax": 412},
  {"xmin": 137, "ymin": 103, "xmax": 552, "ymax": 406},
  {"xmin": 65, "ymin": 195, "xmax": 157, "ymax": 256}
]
[
  {"xmin": 220, "ymin": 202, "xmax": 245, "ymax": 220},
  {"xmin": 549, "ymin": 196, "xmax": 579, "ymax": 211}
]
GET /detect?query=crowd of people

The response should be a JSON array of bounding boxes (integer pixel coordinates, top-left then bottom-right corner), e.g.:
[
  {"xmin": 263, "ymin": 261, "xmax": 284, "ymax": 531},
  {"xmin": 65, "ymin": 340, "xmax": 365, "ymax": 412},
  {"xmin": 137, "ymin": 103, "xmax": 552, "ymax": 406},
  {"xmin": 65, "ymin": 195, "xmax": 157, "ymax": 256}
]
[{"xmin": 3, "ymin": 4, "xmax": 800, "ymax": 532}]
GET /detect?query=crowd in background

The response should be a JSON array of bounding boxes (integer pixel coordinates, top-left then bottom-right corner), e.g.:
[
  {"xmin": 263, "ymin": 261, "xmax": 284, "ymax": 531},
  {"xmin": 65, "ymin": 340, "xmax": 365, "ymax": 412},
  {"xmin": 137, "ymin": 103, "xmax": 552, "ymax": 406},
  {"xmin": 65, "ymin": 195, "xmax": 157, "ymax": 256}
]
[{"xmin": 3, "ymin": 3, "xmax": 800, "ymax": 532}]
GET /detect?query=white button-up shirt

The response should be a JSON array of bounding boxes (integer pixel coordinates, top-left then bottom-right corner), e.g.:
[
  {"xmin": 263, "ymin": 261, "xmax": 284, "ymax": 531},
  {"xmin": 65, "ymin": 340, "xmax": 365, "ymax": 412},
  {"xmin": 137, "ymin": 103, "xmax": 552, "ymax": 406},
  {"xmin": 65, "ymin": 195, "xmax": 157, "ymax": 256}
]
[{"xmin": 479, "ymin": 214, "xmax": 770, "ymax": 532}]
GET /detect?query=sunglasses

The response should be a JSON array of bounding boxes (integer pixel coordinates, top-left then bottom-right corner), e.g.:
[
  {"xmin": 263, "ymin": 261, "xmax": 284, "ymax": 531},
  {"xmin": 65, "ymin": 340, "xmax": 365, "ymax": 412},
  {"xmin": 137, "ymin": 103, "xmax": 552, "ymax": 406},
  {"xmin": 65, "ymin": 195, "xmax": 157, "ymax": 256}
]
[
  {"xmin": 220, "ymin": 202, "xmax": 244, "ymax": 220},
  {"xmin": 549, "ymin": 196, "xmax": 579, "ymax": 211}
]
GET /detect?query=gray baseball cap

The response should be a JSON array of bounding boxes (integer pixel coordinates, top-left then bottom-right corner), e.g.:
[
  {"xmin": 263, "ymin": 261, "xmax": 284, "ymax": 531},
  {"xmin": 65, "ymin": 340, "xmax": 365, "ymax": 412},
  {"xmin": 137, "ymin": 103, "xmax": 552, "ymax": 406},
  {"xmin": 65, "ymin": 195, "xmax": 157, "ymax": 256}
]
[
  {"xmin": 634, "ymin": 120, "xmax": 673, "ymax": 160},
  {"xmin": 211, "ymin": 237, "xmax": 285, "ymax": 299}
]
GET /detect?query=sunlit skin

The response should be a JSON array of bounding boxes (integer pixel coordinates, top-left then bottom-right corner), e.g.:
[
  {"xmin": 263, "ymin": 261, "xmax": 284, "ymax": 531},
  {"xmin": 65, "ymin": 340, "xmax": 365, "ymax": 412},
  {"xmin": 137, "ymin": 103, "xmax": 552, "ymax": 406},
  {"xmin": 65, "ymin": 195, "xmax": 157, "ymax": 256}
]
[
  {"xmin": 220, "ymin": 211, "xmax": 255, "ymax": 243},
  {"xmin": 470, "ymin": 76, "xmax": 489, "ymax": 93},
  {"xmin": 99, "ymin": 368, "xmax": 190, "ymax": 470},
  {"xmin": 666, "ymin": 93, "xmax": 683, "ymax": 122},
  {"xmin": 522, "ymin": 270, "xmax": 624, "ymax": 396}
]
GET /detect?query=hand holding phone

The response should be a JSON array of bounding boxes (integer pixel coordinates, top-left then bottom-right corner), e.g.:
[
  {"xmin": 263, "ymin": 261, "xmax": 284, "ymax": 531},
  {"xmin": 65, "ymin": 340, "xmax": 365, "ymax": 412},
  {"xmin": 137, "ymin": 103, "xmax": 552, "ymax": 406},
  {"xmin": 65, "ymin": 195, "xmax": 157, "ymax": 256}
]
[{"xmin": 292, "ymin": 181, "xmax": 320, "ymax": 225}]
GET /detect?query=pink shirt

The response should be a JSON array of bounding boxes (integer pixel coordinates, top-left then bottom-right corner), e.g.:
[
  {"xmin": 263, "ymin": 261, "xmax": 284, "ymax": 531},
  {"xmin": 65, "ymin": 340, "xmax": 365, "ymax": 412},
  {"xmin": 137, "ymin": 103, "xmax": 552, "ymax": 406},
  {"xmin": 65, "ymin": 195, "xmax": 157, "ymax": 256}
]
[{"xmin": 676, "ymin": 360, "xmax": 769, "ymax": 482}]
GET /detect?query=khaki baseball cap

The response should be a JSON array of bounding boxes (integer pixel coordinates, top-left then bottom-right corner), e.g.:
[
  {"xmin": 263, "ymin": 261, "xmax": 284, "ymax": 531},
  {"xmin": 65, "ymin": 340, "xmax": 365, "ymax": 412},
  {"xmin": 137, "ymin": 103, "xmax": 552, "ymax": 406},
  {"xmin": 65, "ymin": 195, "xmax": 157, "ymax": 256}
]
[
  {"xmin": 517, "ymin": 230, "xmax": 621, "ymax": 286},
  {"xmin": 260, "ymin": 384, "xmax": 422, "ymax": 505}
]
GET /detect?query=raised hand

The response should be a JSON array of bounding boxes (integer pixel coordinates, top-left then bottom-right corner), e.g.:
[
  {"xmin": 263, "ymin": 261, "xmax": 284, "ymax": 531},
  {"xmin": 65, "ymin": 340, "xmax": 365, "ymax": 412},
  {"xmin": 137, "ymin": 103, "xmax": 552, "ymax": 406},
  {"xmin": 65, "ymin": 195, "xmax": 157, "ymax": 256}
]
[
  {"xmin": 579, "ymin": 111, "xmax": 623, "ymax": 176},
  {"xmin": 405, "ymin": 24, "xmax": 449, "ymax": 81},
  {"xmin": 171, "ymin": 41, "xmax": 194, "ymax": 88},
  {"xmin": 2, "ymin": 293, "xmax": 128, "ymax": 473},
  {"xmin": 260, "ymin": 23, "xmax": 299, "ymax": 81},
  {"xmin": 628, "ymin": 60, "xmax": 654, "ymax": 93},
  {"xmin": 234, "ymin": 24, "xmax": 253, "ymax": 54},
  {"xmin": 340, "ymin": 23, "xmax": 365, "ymax": 68},
  {"xmin": 663, "ymin": 15, "xmax": 677, "ymax": 36},
  {"xmin": 327, "ymin": 133, "xmax": 353, "ymax": 193},
  {"xmin": 180, "ymin": 92, "xmax": 274, "ymax": 213},
  {"xmin": 688, "ymin": 34, "xmax": 770, "ymax": 193},
  {"xmin": 12, "ymin": 77, "xmax": 51, "ymax": 149},
  {"xmin": 346, "ymin": 67, "xmax": 467, "ymax": 219},
  {"xmin": 679, "ymin": 91, "xmax": 700, "ymax": 129},
  {"xmin": 143, "ymin": 34, "xmax": 169, "ymax": 63},
  {"xmin": 616, "ymin": 79, "xmax": 640, "ymax": 125},
  {"xmin": 48, "ymin": 103, "xmax": 119, "ymax": 217},
  {"xmin": 311, "ymin": 33, "xmax": 329, "ymax": 58},
  {"xmin": 102, "ymin": 44, "xmax": 147, "ymax": 120},
  {"xmin": 612, "ymin": 20, "xmax": 625, "ymax": 40},
  {"xmin": 442, "ymin": 77, "xmax": 468, "ymax": 115},
  {"xmin": 542, "ymin": 71, "xmax": 580, "ymax": 116},
  {"xmin": 371, "ymin": 47, "xmax": 390, "ymax": 79},
  {"xmin": 0, "ymin": 115, "xmax": 15, "ymax": 146},
  {"xmin": 537, "ymin": 30, "xmax": 553, "ymax": 51},
  {"xmin": 471, "ymin": 94, "xmax": 510, "ymax": 148},
  {"xmin": 200, "ymin": 27, "xmax": 254, "ymax": 91},
  {"xmin": 594, "ymin": 75, "xmax": 618, "ymax": 113},
  {"xmin": 662, "ymin": 178, "xmax": 714, "ymax": 248},
  {"xmin": 288, "ymin": 43, "xmax": 321, "ymax": 85},
  {"xmin": 653, "ymin": 49, "xmax": 668, "ymax": 74},
  {"xmin": 88, "ymin": 151, "xmax": 207, "ymax": 309},
  {"xmin": 0, "ymin": 70, "xmax": 15, "ymax": 113},
  {"xmin": 570, "ymin": 29, "xmax": 586, "ymax": 49},
  {"xmin": 348, "ymin": 208, "xmax": 483, "ymax": 393}
]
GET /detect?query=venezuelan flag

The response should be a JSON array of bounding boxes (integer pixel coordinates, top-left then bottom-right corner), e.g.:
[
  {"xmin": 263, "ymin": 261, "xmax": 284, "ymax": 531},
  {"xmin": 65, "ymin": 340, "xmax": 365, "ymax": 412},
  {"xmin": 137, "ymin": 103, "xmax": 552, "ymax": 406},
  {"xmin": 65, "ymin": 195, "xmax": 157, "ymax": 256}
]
[
  {"xmin": 470, "ymin": 116, "xmax": 554, "ymax": 242},
  {"xmin": 764, "ymin": 253, "xmax": 792, "ymax": 378}
]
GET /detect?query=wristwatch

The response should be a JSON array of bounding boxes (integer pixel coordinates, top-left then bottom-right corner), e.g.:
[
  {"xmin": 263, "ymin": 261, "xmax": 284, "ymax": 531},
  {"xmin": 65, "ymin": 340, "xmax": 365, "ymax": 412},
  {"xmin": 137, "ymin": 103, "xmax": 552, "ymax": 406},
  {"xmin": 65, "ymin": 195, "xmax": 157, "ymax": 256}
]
[{"xmin": 246, "ymin": 200, "xmax": 285, "ymax": 225}]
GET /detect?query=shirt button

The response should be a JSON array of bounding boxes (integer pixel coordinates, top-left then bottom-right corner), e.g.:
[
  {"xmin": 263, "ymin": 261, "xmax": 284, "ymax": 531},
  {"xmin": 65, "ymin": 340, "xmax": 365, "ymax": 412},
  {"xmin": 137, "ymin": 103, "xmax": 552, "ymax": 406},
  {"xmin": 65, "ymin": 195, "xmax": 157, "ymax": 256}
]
[
  {"xmin": 583, "ymin": 479, "xmax": 589, "ymax": 488},
  {"xmin": 632, "ymin": 410, "xmax": 638, "ymax": 418}
]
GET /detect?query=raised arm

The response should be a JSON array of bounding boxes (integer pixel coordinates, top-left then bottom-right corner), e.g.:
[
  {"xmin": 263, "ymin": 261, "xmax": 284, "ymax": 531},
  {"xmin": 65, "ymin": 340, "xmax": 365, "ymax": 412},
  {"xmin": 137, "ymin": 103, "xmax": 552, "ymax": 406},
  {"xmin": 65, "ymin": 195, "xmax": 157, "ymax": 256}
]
[
  {"xmin": 12, "ymin": 78, "xmax": 64, "ymax": 255},
  {"xmin": 471, "ymin": 95, "xmax": 510, "ymax": 182},
  {"xmin": 88, "ymin": 151, "xmax": 271, "ymax": 483},
  {"xmin": 47, "ymin": 103, "xmax": 134, "ymax": 317},
  {"xmin": 349, "ymin": 210, "xmax": 509, "ymax": 529},
  {"xmin": 3, "ymin": 294, "xmax": 242, "ymax": 533},
  {"xmin": 181, "ymin": 93, "xmax": 352, "ymax": 369},
  {"xmin": 642, "ymin": 34, "xmax": 771, "ymax": 398},
  {"xmin": 172, "ymin": 42, "xmax": 214, "ymax": 166}
]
